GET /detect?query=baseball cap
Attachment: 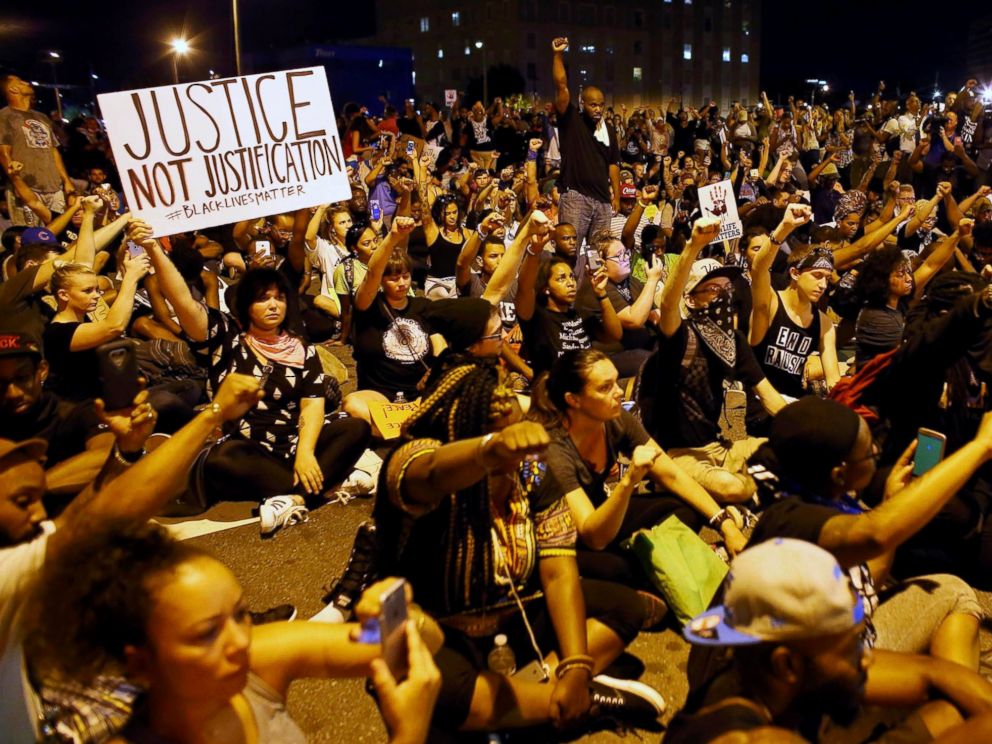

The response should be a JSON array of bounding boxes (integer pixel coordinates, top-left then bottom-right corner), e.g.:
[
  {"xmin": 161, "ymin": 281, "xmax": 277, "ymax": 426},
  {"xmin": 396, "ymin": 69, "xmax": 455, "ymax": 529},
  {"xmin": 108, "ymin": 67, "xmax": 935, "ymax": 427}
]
[
  {"xmin": 820, "ymin": 162, "xmax": 840, "ymax": 178},
  {"xmin": 684, "ymin": 538, "xmax": 864, "ymax": 646},
  {"xmin": 0, "ymin": 437, "xmax": 48, "ymax": 465},
  {"xmin": 620, "ymin": 184, "xmax": 637, "ymax": 200},
  {"xmin": 684, "ymin": 258, "xmax": 742, "ymax": 294},
  {"xmin": 20, "ymin": 227, "xmax": 58, "ymax": 247},
  {"xmin": 0, "ymin": 329, "xmax": 43, "ymax": 359}
]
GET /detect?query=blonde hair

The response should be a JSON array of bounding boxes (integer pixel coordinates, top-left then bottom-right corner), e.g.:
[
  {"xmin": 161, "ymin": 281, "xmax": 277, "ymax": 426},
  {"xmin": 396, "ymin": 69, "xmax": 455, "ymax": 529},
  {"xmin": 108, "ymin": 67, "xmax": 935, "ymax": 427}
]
[{"xmin": 51, "ymin": 263, "xmax": 96, "ymax": 295}]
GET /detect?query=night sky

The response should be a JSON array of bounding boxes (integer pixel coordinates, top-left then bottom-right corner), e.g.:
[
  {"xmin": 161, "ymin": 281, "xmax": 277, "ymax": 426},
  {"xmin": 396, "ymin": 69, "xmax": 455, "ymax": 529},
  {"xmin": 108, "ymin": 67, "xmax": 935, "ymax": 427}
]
[{"xmin": 0, "ymin": 1, "xmax": 987, "ymax": 111}]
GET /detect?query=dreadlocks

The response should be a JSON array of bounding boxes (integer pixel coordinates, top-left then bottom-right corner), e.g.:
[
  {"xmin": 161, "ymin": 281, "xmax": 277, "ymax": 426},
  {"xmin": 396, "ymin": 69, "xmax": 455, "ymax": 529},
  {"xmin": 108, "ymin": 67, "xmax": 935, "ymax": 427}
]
[{"xmin": 388, "ymin": 359, "xmax": 518, "ymax": 613}]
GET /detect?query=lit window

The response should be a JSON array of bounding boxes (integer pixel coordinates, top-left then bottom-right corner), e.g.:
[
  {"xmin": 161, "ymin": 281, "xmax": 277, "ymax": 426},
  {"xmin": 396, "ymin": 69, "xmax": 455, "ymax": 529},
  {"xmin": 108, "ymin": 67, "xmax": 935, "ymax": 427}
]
[
  {"xmin": 685, "ymin": 0, "xmax": 692, "ymax": 4},
  {"xmin": 420, "ymin": 17, "xmax": 429, "ymax": 32},
  {"xmin": 633, "ymin": 66, "xmax": 643, "ymax": 81},
  {"xmin": 438, "ymin": 48, "xmax": 444, "ymax": 59},
  {"xmin": 412, "ymin": 71, "xmax": 417, "ymax": 84},
  {"xmin": 378, "ymin": 59, "xmax": 384, "ymax": 68},
  {"xmin": 581, "ymin": 44, "xmax": 596, "ymax": 53},
  {"xmin": 452, "ymin": 11, "xmax": 461, "ymax": 26},
  {"xmin": 464, "ymin": 46, "xmax": 471, "ymax": 55},
  {"xmin": 683, "ymin": 44, "xmax": 692, "ymax": 60},
  {"xmin": 664, "ymin": 0, "xmax": 672, "ymax": 3},
  {"xmin": 722, "ymin": 47, "xmax": 730, "ymax": 62},
  {"xmin": 741, "ymin": 53, "xmax": 749, "ymax": 63}
]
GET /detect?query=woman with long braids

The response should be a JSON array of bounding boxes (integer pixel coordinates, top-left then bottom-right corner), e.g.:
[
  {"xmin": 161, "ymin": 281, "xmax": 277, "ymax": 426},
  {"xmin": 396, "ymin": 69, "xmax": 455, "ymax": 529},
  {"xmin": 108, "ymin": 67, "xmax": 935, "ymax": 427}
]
[{"xmin": 371, "ymin": 359, "xmax": 665, "ymax": 737}]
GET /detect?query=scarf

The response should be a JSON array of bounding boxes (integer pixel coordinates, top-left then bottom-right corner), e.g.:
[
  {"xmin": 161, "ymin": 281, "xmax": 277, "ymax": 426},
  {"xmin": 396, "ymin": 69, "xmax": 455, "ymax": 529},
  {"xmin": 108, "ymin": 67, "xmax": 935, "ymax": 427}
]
[
  {"xmin": 245, "ymin": 331, "xmax": 306, "ymax": 369},
  {"xmin": 688, "ymin": 292, "xmax": 736, "ymax": 367},
  {"xmin": 795, "ymin": 247, "xmax": 835, "ymax": 273}
]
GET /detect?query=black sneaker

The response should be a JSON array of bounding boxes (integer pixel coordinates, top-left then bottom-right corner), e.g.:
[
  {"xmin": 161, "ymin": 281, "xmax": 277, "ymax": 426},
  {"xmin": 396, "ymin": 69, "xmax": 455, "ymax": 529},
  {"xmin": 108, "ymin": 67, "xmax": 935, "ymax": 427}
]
[
  {"xmin": 318, "ymin": 521, "xmax": 379, "ymax": 622},
  {"xmin": 588, "ymin": 675, "xmax": 665, "ymax": 723},
  {"xmin": 249, "ymin": 604, "xmax": 297, "ymax": 624}
]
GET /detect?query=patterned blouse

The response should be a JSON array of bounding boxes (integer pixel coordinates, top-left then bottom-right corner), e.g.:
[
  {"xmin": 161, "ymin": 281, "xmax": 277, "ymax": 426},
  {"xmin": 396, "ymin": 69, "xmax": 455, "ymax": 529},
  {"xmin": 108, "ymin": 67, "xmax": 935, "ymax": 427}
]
[{"xmin": 188, "ymin": 307, "xmax": 331, "ymax": 458}]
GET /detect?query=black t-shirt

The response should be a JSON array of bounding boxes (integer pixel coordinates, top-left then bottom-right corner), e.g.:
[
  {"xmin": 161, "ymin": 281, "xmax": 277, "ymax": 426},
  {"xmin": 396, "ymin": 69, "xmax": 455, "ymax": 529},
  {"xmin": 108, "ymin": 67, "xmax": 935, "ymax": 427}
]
[
  {"xmin": 0, "ymin": 265, "xmax": 56, "ymax": 339},
  {"xmin": 748, "ymin": 495, "xmax": 836, "ymax": 546},
  {"xmin": 540, "ymin": 410, "xmax": 650, "ymax": 508},
  {"xmin": 666, "ymin": 666, "xmax": 775, "ymax": 744},
  {"xmin": 519, "ymin": 304, "xmax": 601, "ymax": 377},
  {"xmin": 557, "ymin": 103, "xmax": 620, "ymax": 203},
  {"xmin": 42, "ymin": 321, "xmax": 102, "ymax": 402},
  {"xmin": 0, "ymin": 391, "xmax": 101, "ymax": 467},
  {"xmin": 637, "ymin": 323, "xmax": 766, "ymax": 449},
  {"xmin": 575, "ymin": 276, "xmax": 652, "ymax": 352},
  {"xmin": 352, "ymin": 295, "xmax": 434, "ymax": 398}
]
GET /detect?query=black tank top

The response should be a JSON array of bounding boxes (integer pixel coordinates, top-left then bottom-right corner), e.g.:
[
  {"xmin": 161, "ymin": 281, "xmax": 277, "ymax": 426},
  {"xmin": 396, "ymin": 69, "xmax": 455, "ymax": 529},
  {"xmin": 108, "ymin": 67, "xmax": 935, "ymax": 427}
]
[
  {"xmin": 752, "ymin": 291, "xmax": 821, "ymax": 398},
  {"xmin": 429, "ymin": 229, "xmax": 465, "ymax": 278}
]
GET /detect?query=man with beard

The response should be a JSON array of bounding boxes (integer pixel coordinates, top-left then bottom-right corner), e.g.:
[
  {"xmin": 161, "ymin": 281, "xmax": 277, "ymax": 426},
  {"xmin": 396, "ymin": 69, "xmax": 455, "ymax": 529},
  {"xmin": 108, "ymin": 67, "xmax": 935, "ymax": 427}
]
[
  {"xmin": 667, "ymin": 539, "xmax": 992, "ymax": 743},
  {"xmin": 636, "ymin": 217, "xmax": 786, "ymax": 504},
  {"xmin": 551, "ymin": 37, "xmax": 621, "ymax": 249}
]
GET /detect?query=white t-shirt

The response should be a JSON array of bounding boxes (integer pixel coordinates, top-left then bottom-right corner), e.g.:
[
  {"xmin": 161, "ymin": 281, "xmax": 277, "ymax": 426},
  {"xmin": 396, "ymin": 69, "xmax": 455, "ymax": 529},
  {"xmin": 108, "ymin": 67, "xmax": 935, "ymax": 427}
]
[
  {"xmin": 1, "ymin": 521, "xmax": 54, "ymax": 743},
  {"xmin": 305, "ymin": 236, "xmax": 349, "ymax": 299}
]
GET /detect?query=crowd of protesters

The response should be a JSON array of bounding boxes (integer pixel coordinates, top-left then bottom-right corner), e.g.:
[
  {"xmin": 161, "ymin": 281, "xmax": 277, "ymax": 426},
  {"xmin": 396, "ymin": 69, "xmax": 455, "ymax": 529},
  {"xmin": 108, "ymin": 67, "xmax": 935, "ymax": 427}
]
[{"xmin": 8, "ymin": 32, "xmax": 992, "ymax": 743}]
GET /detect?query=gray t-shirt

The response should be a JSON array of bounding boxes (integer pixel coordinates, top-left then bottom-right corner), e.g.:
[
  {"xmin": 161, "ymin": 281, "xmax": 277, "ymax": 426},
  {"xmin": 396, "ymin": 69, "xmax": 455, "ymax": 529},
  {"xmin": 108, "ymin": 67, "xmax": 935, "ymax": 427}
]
[{"xmin": 0, "ymin": 107, "xmax": 61, "ymax": 191}]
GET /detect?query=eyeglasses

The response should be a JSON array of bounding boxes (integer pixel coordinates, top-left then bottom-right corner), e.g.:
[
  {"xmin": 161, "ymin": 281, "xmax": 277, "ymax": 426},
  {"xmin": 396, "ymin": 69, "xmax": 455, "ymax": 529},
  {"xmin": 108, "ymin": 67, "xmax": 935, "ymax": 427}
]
[
  {"xmin": 479, "ymin": 332, "xmax": 503, "ymax": 342},
  {"xmin": 847, "ymin": 440, "xmax": 881, "ymax": 466},
  {"xmin": 605, "ymin": 250, "xmax": 631, "ymax": 264}
]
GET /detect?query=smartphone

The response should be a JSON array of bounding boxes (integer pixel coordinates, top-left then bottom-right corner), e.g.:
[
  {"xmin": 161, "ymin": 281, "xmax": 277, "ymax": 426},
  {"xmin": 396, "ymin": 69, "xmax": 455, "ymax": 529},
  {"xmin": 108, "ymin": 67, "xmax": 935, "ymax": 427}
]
[
  {"xmin": 96, "ymin": 339, "xmax": 142, "ymax": 410},
  {"xmin": 406, "ymin": 140, "xmax": 416, "ymax": 156},
  {"xmin": 255, "ymin": 240, "xmax": 272, "ymax": 258},
  {"xmin": 913, "ymin": 428, "xmax": 947, "ymax": 477},
  {"xmin": 749, "ymin": 169, "xmax": 760, "ymax": 180},
  {"xmin": 378, "ymin": 578, "xmax": 409, "ymax": 680},
  {"xmin": 370, "ymin": 200, "xmax": 382, "ymax": 221},
  {"xmin": 126, "ymin": 240, "xmax": 144, "ymax": 259},
  {"xmin": 586, "ymin": 249, "xmax": 602, "ymax": 272}
]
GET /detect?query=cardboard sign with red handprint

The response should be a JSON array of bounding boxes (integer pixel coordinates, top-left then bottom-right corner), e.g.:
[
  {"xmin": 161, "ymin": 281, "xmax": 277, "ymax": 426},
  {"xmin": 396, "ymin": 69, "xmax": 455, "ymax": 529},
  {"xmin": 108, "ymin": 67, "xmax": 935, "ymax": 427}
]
[{"xmin": 698, "ymin": 180, "xmax": 743, "ymax": 245}]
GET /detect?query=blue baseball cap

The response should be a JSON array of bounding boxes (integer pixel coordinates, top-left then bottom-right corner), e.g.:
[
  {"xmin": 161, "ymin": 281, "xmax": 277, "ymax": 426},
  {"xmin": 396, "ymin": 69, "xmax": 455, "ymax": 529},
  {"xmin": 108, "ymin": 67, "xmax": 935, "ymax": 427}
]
[{"xmin": 20, "ymin": 227, "xmax": 59, "ymax": 247}]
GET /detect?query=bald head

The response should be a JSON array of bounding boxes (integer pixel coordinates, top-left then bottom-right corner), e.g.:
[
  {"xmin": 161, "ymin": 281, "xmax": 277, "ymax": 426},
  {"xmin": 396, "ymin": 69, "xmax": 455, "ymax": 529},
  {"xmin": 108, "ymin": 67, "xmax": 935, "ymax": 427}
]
[{"xmin": 580, "ymin": 87, "xmax": 605, "ymax": 122}]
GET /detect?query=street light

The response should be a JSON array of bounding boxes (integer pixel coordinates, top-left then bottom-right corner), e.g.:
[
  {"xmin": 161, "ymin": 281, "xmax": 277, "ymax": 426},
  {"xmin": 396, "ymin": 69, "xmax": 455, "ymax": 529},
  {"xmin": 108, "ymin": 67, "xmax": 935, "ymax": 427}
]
[
  {"xmin": 170, "ymin": 38, "xmax": 190, "ymax": 85},
  {"xmin": 475, "ymin": 40, "xmax": 487, "ymax": 104},
  {"xmin": 44, "ymin": 51, "xmax": 63, "ymax": 121}
]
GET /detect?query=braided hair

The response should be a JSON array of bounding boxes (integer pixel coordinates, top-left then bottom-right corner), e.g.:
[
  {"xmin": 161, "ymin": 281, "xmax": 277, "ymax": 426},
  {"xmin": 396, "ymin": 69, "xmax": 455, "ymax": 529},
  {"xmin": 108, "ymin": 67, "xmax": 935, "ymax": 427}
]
[{"xmin": 395, "ymin": 359, "xmax": 516, "ymax": 613}]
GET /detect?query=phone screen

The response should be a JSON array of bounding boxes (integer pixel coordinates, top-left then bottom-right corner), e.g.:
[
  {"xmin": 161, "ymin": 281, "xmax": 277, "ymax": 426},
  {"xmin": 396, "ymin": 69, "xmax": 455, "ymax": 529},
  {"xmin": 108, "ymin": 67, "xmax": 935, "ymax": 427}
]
[
  {"xmin": 255, "ymin": 240, "xmax": 272, "ymax": 257},
  {"xmin": 586, "ymin": 250, "xmax": 602, "ymax": 272},
  {"xmin": 913, "ymin": 430, "xmax": 946, "ymax": 477},
  {"xmin": 370, "ymin": 200, "xmax": 382, "ymax": 221},
  {"xmin": 126, "ymin": 241, "xmax": 144, "ymax": 259},
  {"xmin": 379, "ymin": 579, "xmax": 408, "ymax": 679}
]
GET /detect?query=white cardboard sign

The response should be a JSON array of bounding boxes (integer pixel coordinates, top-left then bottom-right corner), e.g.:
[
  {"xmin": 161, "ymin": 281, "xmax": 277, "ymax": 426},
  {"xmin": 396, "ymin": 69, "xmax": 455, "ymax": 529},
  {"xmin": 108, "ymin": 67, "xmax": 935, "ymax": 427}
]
[
  {"xmin": 444, "ymin": 89, "xmax": 458, "ymax": 107},
  {"xmin": 98, "ymin": 67, "xmax": 350, "ymax": 236},
  {"xmin": 697, "ymin": 179, "xmax": 742, "ymax": 244}
]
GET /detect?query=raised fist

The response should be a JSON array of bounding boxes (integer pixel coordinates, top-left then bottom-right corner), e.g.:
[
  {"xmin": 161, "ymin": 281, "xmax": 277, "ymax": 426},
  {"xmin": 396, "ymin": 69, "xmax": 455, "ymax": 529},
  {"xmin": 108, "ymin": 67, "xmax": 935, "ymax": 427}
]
[{"xmin": 551, "ymin": 37, "xmax": 569, "ymax": 53}]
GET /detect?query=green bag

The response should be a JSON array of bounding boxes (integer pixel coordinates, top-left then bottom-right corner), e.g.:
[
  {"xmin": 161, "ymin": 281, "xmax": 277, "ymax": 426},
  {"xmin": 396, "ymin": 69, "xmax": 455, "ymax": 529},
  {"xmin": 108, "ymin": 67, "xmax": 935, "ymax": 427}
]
[{"xmin": 622, "ymin": 515, "xmax": 729, "ymax": 626}]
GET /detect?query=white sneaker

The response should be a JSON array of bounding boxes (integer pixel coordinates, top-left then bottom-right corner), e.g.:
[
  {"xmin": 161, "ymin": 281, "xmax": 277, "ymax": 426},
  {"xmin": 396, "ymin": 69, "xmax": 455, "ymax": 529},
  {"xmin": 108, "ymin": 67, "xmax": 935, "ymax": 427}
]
[
  {"xmin": 258, "ymin": 495, "xmax": 308, "ymax": 535},
  {"xmin": 308, "ymin": 604, "xmax": 347, "ymax": 623},
  {"xmin": 591, "ymin": 674, "xmax": 666, "ymax": 716}
]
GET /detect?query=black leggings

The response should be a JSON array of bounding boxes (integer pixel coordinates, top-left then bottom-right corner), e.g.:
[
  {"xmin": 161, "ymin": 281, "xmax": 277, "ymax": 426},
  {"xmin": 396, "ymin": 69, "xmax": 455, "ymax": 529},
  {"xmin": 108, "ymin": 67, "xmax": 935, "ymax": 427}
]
[
  {"xmin": 577, "ymin": 494, "xmax": 703, "ymax": 588},
  {"xmin": 201, "ymin": 417, "xmax": 370, "ymax": 505}
]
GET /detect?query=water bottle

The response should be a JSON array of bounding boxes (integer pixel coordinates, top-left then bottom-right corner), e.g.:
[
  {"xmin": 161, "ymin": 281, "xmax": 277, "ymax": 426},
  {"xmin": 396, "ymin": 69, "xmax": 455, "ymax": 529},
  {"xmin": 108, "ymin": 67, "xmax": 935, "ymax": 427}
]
[
  {"xmin": 487, "ymin": 634, "xmax": 516, "ymax": 675},
  {"xmin": 394, "ymin": 391, "xmax": 407, "ymax": 404}
]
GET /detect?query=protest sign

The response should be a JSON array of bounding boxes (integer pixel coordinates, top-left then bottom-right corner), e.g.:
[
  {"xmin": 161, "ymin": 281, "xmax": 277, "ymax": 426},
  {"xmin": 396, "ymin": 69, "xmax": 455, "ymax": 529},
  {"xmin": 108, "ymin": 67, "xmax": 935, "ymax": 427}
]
[
  {"xmin": 445, "ymin": 89, "xmax": 458, "ymax": 107},
  {"xmin": 367, "ymin": 400, "xmax": 419, "ymax": 440},
  {"xmin": 98, "ymin": 67, "xmax": 350, "ymax": 236},
  {"xmin": 697, "ymin": 180, "xmax": 743, "ymax": 244}
]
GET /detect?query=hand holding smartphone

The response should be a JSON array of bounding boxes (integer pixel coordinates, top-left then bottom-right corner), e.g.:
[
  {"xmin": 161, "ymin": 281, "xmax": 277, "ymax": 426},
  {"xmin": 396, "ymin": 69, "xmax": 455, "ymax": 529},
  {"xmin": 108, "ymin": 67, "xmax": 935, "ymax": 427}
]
[{"xmin": 913, "ymin": 428, "xmax": 946, "ymax": 477}]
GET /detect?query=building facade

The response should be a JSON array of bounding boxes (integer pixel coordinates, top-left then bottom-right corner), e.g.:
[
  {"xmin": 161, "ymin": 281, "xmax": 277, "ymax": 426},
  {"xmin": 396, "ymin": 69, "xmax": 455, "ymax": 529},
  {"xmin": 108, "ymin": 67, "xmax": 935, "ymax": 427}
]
[{"xmin": 365, "ymin": 0, "xmax": 761, "ymax": 110}]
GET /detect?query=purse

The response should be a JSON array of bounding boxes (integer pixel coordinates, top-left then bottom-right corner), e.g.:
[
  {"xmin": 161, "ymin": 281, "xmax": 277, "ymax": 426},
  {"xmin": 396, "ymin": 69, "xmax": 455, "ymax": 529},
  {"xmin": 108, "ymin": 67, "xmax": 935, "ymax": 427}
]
[{"xmin": 623, "ymin": 515, "xmax": 729, "ymax": 626}]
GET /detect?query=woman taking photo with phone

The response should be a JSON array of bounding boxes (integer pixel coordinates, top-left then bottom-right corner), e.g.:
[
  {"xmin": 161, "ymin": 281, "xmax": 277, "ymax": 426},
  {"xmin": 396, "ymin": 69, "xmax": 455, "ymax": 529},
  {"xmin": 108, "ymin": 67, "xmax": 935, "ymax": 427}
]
[
  {"xmin": 136, "ymin": 220, "xmax": 371, "ymax": 535},
  {"xmin": 27, "ymin": 522, "xmax": 442, "ymax": 744}
]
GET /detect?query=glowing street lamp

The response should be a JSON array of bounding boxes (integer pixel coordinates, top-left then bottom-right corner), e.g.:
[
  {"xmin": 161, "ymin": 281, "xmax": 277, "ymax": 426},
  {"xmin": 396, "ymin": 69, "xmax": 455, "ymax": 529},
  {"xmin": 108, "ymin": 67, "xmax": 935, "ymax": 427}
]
[{"xmin": 170, "ymin": 38, "xmax": 190, "ymax": 84}]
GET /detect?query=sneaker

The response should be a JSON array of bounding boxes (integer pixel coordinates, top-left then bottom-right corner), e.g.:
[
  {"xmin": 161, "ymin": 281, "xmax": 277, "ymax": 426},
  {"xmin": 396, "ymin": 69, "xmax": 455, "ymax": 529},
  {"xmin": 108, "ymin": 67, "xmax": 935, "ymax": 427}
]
[
  {"xmin": 258, "ymin": 495, "xmax": 309, "ymax": 536},
  {"xmin": 250, "ymin": 604, "xmax": 297, "ymax": 624},
  {"xmin": 637, "ymin": 591, "xmax": 669, "ymax": 629},
  {"xmin": 589, "ymin": 675, "xmax": 665, "ymax": 722},
  {"xmin": 327, "ymin": 470, "xmax": 376, "ymax": 505},
  {"xmin": 318, "ymin": 521, "xmax": 378, "ymax": 622}
]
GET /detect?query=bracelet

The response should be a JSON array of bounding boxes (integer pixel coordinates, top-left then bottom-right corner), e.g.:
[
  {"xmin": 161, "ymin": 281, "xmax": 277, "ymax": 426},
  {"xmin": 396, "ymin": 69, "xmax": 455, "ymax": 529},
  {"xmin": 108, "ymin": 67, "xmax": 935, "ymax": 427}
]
[
  {"xmin": 708, "ymin": 508, "xmax": 733, "ymax": 529},
  {"xmin": 769, "ymin": 236, "xmax": 784, "ymax": 246},
  {"xmin": 595, "ymin": 293, "xmax": 608, "ymax": 301},
  {"xmin": 526, "ymin": 243, "xmax": 542, "ymax": 257},
  {"xmin": 555, "ymin": 655, "xmax": 595, "ymax": 680},
  {"xmin": 475, "ymin": 433, "xmax": 497, "ymax": 470},
  {"xmin": 527, "ymin": 150, "xmax": 539, "ymax": 161},
  {"xmin": 638, "ymin": 200, "xmax": 651, "ymax": 208},
  {"xmin": 113, "ymin": 443, "xmax": 144, "ymax": 466},
  {"xmin": 477, "ymin": 228, "xmax": 490, "ymax": 241}
]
